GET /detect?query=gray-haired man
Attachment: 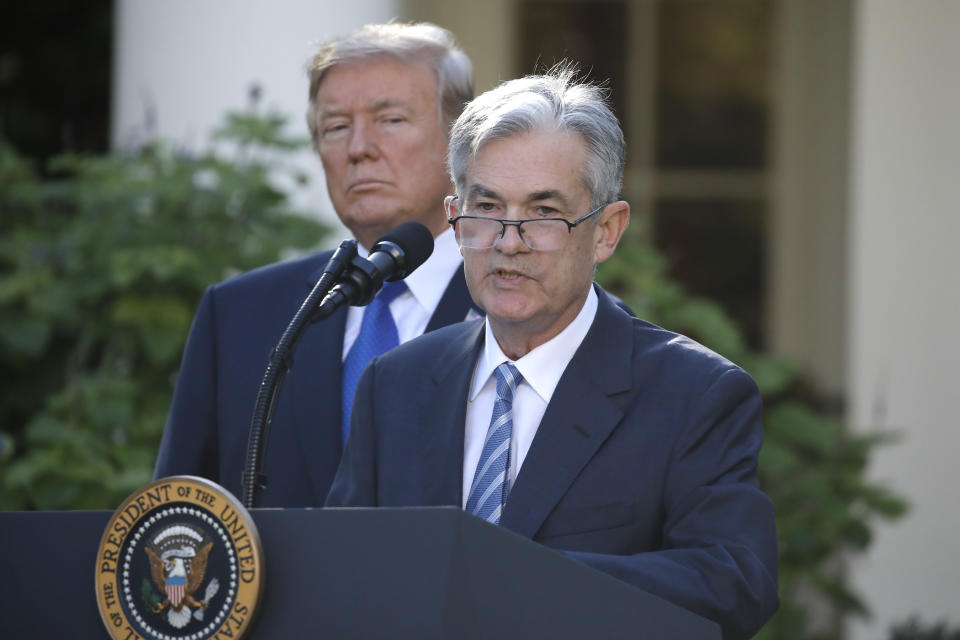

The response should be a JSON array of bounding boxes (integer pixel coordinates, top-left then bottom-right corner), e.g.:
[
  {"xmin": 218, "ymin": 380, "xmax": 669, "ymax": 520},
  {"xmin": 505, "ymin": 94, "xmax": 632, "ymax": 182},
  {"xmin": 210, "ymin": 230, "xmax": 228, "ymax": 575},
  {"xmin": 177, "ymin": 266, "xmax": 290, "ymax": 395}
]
[{"xmin": 328, "ymin": 67, "xmax": 779, "ymax": 638}]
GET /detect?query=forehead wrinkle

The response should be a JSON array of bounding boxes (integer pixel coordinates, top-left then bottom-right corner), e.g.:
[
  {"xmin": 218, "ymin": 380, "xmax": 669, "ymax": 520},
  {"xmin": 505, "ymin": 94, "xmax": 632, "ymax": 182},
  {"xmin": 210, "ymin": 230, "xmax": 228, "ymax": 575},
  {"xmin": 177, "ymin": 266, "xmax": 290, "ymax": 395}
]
[
  {"xmin": 318, "ymin": 97, "xmax": 410, "ymax": 121},
  {"xmin": 369, "ymin": 97, "xmax": 410, "ymax": 112}
]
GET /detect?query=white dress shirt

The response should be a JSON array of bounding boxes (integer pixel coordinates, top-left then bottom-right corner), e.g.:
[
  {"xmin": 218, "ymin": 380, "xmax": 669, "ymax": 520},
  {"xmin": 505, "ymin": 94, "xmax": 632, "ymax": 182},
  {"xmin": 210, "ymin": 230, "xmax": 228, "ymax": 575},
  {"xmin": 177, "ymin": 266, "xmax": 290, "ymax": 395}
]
[
  {"xmin": 342, "ymin": 228, "xmax": 463, "ymax": 359},
  {"xmin": 462, "ymin": 286, "xmax": 599, "ymax": 507}
]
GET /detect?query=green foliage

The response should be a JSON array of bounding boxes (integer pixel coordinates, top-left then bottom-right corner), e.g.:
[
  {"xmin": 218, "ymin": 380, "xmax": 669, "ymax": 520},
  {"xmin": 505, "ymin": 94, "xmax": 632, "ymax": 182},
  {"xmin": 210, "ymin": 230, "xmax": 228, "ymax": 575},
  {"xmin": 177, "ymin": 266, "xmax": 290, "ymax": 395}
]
[
  {"xmin": 0, "ymin": 110, "xmax": 329, "ymax": 510},
  {"xmin": 597, "ymin": 221, "xmax": 908, "ymax": 640},
  {"xmin": 890, "ymin": 618, "xmax": 960, "ymax": 640}
]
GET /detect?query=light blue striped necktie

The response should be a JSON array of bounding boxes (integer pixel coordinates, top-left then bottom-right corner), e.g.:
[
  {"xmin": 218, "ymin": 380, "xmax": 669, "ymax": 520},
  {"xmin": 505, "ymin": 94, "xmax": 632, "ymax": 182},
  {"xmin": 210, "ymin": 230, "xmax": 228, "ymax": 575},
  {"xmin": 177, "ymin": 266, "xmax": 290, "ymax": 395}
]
[
  {"xmin": 466, "ymin": 362, "xmax": 523, "ymax": 525},
  {"xmin": 340, "ymin": 280, "xmax": 407, "ymax": 447}
]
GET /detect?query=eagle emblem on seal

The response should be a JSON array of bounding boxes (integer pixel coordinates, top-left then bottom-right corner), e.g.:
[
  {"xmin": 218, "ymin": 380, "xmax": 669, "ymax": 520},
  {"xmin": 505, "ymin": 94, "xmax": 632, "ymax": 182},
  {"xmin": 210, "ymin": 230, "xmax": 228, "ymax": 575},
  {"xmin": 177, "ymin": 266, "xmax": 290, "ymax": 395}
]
[{"xmin": 145, "ymin": 523, "xmax": 220, "ymax": 629}]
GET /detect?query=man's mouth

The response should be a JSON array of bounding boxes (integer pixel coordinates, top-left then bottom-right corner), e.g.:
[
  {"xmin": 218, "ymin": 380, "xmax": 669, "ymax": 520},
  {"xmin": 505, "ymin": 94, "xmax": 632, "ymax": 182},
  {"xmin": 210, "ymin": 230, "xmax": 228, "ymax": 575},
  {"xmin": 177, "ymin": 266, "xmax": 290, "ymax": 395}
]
[
  {"xmin": 494, "ymin": 269, "xmax": 525, "ymax": 280},
  {"xmin": 348, "ymin": 179, "xmax": 388, "ymax": 191}
]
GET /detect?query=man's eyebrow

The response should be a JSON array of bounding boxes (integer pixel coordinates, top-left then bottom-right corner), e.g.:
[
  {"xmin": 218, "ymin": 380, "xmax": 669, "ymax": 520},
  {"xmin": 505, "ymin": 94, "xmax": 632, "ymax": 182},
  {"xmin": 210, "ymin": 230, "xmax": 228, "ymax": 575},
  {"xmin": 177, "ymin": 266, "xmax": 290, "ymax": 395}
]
[
  {"xmin": 528, "ymin": 190, "xmax": 573, "ymax": 209},
  {"xmin": 466, "ymin": 186, "xmax": 575, "ymax": 208},
  {"xmin": 528, "ymin": 189, "xmax": 564, "ymax": 202},
  {"xmin": 467, "ymin": 185, "xmax": 501, "ymax": 200}
]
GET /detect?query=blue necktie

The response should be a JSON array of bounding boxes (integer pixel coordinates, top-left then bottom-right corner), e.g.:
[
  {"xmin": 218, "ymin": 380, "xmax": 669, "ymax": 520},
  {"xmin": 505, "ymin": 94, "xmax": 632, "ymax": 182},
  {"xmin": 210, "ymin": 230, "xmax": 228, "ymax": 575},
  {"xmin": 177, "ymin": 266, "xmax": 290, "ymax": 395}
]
[
  {"xmin": 466, "ymin": 363, "xmax": 523, "ymax": 525},
  {"xmin": 341, "ymin": 280, "xmax": 407, "ymax": 446}
]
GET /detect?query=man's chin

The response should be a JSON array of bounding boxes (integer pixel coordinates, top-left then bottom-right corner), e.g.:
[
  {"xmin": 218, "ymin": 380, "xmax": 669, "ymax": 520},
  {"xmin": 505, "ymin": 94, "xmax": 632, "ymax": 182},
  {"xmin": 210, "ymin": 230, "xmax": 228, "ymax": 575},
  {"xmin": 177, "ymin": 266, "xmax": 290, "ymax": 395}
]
[
  {"xmin": 340, "ymin": 207, "xmax": 407, "ymax": 243},
  {"xmin": 484, "ymin": 300, "xmax": 538, "ymax": 328}
]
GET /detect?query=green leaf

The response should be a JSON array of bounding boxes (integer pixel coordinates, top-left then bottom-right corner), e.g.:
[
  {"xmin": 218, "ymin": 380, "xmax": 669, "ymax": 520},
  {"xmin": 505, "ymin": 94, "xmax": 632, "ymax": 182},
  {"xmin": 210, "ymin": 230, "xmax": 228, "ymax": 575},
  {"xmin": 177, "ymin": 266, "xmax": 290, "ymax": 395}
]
[{"xmin": 0, "ymin": 315, "xmax": 53, "ymax": 355}]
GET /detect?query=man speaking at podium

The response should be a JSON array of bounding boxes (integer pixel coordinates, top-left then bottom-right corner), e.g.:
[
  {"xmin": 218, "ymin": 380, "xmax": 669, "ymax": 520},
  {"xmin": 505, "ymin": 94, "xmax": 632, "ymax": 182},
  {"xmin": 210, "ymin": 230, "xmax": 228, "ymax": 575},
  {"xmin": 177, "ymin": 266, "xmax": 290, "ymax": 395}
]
[
  {"xmin": 154, "ymin": 23, "xmax": 476, "ymax": 506},
  {"xmin": 326, "ymin": 68, "xmax": 779, "ymax": 638}
]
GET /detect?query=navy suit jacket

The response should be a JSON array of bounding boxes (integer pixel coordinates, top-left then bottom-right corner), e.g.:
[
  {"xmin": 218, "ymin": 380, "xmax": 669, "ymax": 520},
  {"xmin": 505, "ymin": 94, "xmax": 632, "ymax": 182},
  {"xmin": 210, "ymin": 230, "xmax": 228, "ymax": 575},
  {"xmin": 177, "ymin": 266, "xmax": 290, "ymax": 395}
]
[
  {"xmin": 326, "ymin": 286, "xmax": 779, "ymax": 639},
  {"xmin": 154, "ymin": 249, "xmax": 475, "ymax": 507}
]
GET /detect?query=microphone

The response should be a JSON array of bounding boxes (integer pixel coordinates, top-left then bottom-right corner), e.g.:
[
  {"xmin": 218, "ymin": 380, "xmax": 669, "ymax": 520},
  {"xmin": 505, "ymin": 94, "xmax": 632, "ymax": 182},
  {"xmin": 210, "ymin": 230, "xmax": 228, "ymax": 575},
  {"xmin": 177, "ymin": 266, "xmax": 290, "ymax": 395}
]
[{"xmin": 313, "ymin": 221, "xmax": 434, "ymax": 320}]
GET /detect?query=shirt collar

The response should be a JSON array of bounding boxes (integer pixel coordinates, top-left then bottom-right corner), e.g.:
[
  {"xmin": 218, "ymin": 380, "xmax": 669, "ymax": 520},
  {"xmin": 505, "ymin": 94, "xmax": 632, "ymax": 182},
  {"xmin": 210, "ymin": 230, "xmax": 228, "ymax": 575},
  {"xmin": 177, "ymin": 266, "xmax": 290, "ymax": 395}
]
[
  {"xmin": 358, "ymin": 228, "xmax": 462, "ymax": 313},
  {"xmin": 470, "ymin": 285, "xmax": 599, "ymax": 403}
]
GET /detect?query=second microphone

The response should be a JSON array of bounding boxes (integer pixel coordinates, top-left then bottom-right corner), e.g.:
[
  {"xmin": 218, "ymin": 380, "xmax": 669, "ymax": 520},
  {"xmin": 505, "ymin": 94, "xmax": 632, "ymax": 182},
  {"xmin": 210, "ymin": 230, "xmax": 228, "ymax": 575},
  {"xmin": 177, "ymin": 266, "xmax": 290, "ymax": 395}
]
[{"xmin": 313, "ymin": 221, "xmax": 435, "ymax": 321}]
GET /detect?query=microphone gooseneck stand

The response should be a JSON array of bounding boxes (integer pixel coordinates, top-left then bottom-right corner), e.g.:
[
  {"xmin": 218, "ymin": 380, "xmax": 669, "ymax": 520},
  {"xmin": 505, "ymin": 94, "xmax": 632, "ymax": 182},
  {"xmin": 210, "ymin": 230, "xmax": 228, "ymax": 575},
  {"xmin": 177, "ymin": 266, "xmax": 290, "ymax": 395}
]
[{"xmin": 241, "ymin": 240, "xmax": 357, "ymax": 509}]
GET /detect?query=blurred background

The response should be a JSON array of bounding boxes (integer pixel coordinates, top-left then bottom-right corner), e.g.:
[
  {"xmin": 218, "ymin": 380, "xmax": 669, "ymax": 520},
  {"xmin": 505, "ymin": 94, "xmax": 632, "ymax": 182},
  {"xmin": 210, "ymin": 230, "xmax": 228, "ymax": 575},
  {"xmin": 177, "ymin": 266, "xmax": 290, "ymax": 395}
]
[{"xmin": 1, "ymin": 1, "xmax": 957, "ymax": 638}]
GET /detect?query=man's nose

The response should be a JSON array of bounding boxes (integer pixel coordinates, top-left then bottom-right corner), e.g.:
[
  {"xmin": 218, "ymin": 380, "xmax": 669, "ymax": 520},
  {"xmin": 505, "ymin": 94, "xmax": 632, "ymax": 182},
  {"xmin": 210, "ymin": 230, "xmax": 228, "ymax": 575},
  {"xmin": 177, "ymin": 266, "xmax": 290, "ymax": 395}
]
[
  {"xmin": 495, "ymin": 222, "xmax": 530, "ymax": 254},
  {"xmin": 347, "ymin": 120, "xmax": 379, "ymax": 161}
]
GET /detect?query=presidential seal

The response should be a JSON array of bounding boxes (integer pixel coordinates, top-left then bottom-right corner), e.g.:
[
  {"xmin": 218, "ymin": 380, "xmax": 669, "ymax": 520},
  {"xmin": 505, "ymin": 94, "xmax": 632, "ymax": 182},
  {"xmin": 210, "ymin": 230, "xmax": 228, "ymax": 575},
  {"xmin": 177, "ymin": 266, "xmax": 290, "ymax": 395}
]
[{"xmin": 95, "ymin": 476, "xmax": 264, "ymax": 640}]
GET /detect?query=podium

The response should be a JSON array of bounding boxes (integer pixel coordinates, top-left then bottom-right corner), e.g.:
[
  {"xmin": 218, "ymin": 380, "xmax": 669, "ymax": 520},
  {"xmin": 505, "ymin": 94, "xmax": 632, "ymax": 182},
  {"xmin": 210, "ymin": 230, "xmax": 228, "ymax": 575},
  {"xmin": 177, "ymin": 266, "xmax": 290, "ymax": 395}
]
[{"xmin": 1, "ymin": 507, "xmax": 719, "ymax": 638}]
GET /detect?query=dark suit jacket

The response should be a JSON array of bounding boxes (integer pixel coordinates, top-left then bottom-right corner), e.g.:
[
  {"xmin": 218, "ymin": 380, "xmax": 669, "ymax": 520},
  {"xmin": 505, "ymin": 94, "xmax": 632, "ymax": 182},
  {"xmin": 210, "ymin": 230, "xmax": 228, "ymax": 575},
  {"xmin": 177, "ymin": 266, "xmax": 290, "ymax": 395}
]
[
  {"xmin": 326, "ymin": 285, "xmax": 779, "ymax": 639},
  {"xmin": 154, "ymin": 249, "xmax": 475, "ymax": 507}
]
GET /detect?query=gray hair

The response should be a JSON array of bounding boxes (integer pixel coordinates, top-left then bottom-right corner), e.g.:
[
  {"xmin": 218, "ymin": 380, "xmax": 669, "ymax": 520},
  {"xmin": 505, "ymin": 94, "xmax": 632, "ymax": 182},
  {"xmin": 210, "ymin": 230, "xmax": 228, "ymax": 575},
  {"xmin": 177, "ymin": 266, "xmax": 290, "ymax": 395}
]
[
  {"xmin": 449, "ymin": 65, "xmax": 625, "ymax": 210},
  {"xmin": 306, "ymin": 22, "xmax": 473, "ymax": 149}
]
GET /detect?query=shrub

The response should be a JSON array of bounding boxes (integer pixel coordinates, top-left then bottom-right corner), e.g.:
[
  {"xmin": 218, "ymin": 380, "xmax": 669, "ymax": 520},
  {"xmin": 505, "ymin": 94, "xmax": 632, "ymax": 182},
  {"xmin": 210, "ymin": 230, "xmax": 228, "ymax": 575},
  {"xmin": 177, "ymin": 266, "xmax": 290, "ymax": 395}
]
[{"xmin": 0, "ymin": 108, "xmax": 329, "ymax": 509}]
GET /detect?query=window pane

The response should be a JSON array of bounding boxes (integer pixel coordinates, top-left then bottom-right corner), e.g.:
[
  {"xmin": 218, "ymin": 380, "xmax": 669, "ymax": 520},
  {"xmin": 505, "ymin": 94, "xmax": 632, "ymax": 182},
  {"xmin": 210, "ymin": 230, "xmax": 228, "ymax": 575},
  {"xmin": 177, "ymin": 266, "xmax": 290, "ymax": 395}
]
[
  {"xmin": 655, "ymin": 199, "xmax": 767, "ymax": 347},
  {"xmin": 656, "ymin": 0, "xmax": 772, "ymax": 169},
  {"xmin": 0, "ymin": 1, "xmax": 113, "ymax": 165},
  {"xmin": 519, "ymin": 1, "xmax": 629, "ymax": 139}
]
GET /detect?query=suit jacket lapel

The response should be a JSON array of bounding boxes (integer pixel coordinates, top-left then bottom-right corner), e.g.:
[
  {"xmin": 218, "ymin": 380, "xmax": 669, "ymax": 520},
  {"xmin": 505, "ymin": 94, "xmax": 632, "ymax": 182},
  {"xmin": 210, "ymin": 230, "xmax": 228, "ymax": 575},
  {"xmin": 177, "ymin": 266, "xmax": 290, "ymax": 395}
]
[
  {"xmin": 416, "ymin": 321, "xmax": 484, "ymax": 506},
  {"xmin": 501, "ymin": 287, "xmax": 634, "ymax": 539},
  {"xmin": 412, "ymin": 262, "xmax": 478, "ymax": 505}
]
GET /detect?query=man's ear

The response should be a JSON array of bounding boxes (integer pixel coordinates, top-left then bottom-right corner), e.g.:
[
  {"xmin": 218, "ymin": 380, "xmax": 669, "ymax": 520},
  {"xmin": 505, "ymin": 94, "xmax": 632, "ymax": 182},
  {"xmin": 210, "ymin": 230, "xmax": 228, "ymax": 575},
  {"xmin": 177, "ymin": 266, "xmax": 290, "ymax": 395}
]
[
  {"xmin": 593, "ymin": 201, "xmax": 630, "ymax": 264},
  {"xmin": 444, "ymin": 194, "xmax": 459, "ymax": 216},
  {"xmin": 445, "ymin": 195, "xmax": 462, "ymax": 245}
]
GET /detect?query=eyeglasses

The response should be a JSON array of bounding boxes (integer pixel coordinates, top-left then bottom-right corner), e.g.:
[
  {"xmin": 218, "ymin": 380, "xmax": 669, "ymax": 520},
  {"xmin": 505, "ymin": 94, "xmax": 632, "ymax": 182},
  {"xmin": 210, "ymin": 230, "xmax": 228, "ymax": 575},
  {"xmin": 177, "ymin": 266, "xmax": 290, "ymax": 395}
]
[{"xmin": 447, "ymin": 198, "xmax": 605, "ymax": 251}]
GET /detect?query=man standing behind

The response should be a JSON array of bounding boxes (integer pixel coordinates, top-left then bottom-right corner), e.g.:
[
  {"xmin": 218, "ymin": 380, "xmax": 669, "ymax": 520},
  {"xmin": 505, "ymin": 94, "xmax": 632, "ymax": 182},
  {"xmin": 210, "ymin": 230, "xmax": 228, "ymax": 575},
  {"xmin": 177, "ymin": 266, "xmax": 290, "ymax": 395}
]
[
  {"xmin": 327, "ymin": 68, "xmax": 779, "ymax": 638},
  {"xmin": 154, "ymin": 23, "xmax": 476, "ymax": 506}
]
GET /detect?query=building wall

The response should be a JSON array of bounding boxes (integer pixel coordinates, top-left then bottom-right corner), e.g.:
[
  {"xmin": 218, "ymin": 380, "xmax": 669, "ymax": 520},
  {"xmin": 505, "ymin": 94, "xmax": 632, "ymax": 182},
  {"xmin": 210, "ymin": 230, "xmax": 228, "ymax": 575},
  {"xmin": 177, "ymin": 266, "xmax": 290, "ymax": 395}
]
[
  {"xmin": 401, "ymin": 0, "xmax": 516, "ymax": 94},
  {"xmin": 112, "ymin": 0, "xmax": 402, "ymax": 238},
  {"xmin": 770, "ymin": 0, "xmax": 851, "ymax": 399},
  {"xmin": 847, "ymin": 1, "xmax": 960, "ymax": 636}
]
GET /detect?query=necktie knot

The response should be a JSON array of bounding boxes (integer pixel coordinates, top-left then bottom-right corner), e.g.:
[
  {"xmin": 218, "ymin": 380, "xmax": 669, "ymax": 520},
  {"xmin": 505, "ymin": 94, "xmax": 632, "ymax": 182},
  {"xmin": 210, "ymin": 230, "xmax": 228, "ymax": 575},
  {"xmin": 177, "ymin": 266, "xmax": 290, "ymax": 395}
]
[{"xmin": 494, "ymin": 362, "xmax": 522, "ymax": 403}]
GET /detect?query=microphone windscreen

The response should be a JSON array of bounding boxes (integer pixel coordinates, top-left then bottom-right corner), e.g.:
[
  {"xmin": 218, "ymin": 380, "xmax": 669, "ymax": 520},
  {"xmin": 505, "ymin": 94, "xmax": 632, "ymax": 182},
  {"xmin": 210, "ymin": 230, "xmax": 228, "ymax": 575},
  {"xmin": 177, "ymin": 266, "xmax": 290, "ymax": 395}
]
[{"xmin": 375, "ymin": 221, "xmax": 435, "ymax": 273}]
